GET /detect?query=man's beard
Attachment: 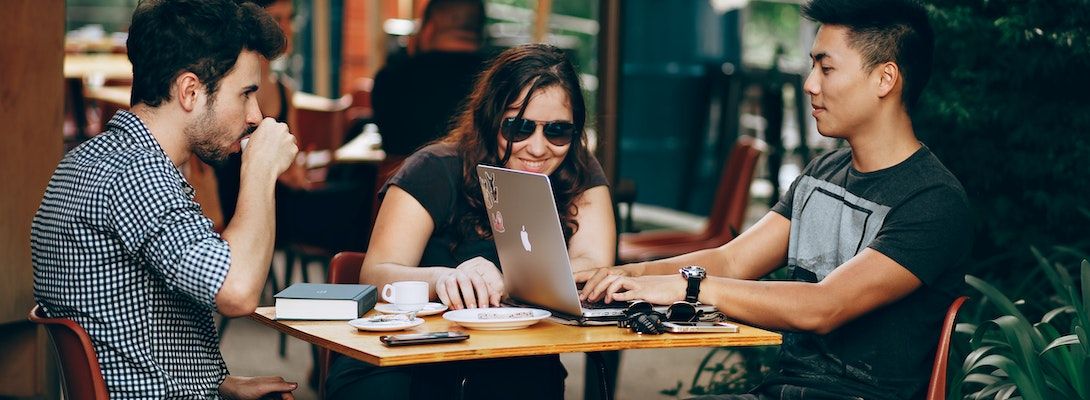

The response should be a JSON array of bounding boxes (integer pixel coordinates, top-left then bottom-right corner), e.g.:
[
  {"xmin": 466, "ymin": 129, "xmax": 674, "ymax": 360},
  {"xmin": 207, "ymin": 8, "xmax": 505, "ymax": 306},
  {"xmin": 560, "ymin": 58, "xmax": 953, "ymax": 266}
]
[{"xmin": 186, "ymin": 105, "xmax": 247, "ymax": 167}]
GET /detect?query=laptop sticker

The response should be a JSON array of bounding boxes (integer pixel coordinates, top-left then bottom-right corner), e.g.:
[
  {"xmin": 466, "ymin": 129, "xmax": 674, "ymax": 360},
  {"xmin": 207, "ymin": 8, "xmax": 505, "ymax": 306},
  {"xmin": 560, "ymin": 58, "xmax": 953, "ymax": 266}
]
[
  {"xmin": 490, "ymin": 210, "xmax": 506, "ymax": 233},
  {"xmin": 479, "ymin": 170, "xmax": 499, "ymax": 209}
]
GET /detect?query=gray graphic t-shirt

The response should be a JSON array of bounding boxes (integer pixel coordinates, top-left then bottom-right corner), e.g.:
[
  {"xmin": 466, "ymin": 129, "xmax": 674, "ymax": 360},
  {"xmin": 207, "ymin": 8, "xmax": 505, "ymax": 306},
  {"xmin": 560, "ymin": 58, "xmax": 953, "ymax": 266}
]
[{"xmin": 767, "ymin": 145, "xmax": 971, "ymax": 400}]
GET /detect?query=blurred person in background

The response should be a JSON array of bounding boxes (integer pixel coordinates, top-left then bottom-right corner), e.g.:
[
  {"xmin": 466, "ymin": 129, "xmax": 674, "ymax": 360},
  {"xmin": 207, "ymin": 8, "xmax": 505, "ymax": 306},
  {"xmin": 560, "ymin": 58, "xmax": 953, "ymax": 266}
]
[{"xmin": 372, "ymin": 0, "xmax": 490, "ymax": 157}]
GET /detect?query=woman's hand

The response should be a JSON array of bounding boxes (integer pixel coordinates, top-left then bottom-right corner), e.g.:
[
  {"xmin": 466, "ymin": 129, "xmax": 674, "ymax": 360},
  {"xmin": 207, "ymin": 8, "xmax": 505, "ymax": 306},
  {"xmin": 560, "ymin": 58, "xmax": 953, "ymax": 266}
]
[{"xmin": 435, "ymin": 257, "xmax": 504, "ymax": 309}]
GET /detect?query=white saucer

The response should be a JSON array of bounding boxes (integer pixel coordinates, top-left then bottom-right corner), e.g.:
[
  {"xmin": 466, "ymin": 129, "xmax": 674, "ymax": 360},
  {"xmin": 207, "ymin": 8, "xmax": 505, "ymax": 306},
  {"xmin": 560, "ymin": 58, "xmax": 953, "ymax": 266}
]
[
  {"xmin": 374, "ymin": 302, "xmax": 448, "ymax": 317},
  {"xmin": 442, "ymin": 307, "xmax": 551, "ymax": 330},
  {"xmin": 348, "ymin": 316, "xmax": 425, "ymax": 332}
]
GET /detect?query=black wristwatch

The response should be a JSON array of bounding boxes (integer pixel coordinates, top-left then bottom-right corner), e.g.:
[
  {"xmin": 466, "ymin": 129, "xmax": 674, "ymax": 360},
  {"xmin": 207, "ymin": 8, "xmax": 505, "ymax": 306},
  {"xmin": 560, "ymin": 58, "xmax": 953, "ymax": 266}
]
[{"xmin": 679, "ymin": 266, "xmax": 706, "ymax": 303}]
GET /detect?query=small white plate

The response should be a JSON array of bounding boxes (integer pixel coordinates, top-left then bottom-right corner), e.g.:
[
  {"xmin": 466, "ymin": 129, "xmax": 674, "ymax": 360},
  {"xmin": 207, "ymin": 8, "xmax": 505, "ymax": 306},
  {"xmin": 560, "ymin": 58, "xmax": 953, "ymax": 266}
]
[
  {"xmin": 442, "ymin": 307, "xmax": 551, "ymax": 330},
  {"xmin": 374, "ymin": 302, "xmax": 449, "ymax": 317},
  {"xmin": 348, "ymin": 316, "xmax": 425, "ymax": 332}
]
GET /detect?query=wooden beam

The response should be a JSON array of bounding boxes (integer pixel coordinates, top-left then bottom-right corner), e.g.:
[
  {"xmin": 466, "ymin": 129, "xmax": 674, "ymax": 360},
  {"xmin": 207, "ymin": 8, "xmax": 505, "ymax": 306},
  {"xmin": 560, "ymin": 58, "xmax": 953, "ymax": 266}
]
[
  {"xmin": 534, "ymin": 0, "xmax": 552, "ymax": 43},
  {"xmin": 596, "ymin": 0, "xmax": 621, "ymax": 182},
  {"xmin": 0, "ymin": 0, "xmax": 64, "ymax": 397}
]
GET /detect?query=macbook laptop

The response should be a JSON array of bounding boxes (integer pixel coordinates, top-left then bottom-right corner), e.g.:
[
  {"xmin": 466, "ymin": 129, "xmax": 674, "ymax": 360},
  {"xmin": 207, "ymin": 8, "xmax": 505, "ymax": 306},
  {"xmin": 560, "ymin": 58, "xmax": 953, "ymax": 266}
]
[{"xmin": 476, "ymin": 164, "xmax": 715, "ymax": 325}]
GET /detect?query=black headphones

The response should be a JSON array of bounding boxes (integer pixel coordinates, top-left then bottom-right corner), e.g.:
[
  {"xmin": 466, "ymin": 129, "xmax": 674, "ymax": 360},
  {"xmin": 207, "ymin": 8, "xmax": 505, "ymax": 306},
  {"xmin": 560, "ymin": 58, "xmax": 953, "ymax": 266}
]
[{"xmin": 618, "ymin": 301, "xmax": 703, "ymax": 334}]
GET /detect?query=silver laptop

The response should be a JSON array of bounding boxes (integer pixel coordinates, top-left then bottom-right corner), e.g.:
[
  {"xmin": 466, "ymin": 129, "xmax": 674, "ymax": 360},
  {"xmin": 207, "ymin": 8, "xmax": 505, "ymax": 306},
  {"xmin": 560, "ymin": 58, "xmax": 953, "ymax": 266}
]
[{"xmin": 476, "ymin": 165, "xmax": 714, "ymax": 325}]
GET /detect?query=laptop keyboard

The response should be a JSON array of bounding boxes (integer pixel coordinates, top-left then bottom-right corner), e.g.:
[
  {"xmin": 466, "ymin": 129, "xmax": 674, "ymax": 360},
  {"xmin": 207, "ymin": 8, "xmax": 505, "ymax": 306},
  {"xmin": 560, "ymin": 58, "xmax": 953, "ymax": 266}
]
[{"xmin": 580, "ymin": 299, "xmax": 628, "ymax": 310}]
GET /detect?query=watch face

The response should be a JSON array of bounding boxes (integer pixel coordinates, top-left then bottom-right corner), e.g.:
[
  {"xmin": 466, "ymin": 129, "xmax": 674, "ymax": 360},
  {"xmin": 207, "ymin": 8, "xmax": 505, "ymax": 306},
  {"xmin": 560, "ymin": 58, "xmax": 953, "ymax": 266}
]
[{"xmin": 681, "ymin": 266, "xmax": 706, "ymax": 279}]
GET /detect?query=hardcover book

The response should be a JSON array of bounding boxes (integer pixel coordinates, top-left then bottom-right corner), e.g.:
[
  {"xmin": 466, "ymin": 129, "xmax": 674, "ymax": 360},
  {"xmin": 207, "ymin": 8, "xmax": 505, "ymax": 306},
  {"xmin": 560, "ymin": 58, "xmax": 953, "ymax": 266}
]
[{"xmin": 274, "ymin": 283, "xmax": 377, "ymax": 320}]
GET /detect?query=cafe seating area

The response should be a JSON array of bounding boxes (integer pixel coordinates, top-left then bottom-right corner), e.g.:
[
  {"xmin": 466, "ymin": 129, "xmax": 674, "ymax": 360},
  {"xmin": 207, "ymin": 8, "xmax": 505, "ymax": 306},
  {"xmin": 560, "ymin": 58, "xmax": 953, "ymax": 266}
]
[{"xmin": 6, "ymin": 0, "xmax": 1087, "ymax": 399}]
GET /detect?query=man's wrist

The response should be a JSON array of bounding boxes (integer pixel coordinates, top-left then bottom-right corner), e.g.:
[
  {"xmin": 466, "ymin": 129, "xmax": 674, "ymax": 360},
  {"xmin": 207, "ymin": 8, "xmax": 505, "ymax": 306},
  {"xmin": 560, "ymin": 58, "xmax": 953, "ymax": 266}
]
[{"xmin": 241, "ymin": 164, "xmax": 280, "ymax": 186}]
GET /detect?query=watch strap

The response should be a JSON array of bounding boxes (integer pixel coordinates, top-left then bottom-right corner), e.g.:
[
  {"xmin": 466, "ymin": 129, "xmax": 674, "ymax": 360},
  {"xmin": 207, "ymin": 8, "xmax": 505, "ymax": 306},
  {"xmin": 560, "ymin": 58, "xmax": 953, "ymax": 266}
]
[{"xmin": 685, "ymin": 276, "xmax": 700, "ymax": 303}]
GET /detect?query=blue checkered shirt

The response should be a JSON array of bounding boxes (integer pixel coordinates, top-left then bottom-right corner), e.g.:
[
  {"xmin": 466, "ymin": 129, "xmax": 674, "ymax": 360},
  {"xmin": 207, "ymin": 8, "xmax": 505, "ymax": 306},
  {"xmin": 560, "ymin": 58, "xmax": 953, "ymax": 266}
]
[{"xmin": 32, "ymin": 111, "xmax": 232, "ymax": 399}]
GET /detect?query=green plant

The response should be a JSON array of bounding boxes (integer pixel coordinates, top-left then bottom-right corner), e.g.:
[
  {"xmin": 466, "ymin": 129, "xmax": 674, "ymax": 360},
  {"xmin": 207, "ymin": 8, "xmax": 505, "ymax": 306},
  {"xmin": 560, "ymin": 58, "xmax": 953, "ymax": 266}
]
[
  {"xmin": 952, "ymin": 252, "xmax": 1088, "ymax": 400},
  {"xmin": 918, "ymin": 1, "xmax": 1090, "ymax": 264},
  {"xmin": 660, "ymin": 345, "xmax": 779, "ymax": 398}
]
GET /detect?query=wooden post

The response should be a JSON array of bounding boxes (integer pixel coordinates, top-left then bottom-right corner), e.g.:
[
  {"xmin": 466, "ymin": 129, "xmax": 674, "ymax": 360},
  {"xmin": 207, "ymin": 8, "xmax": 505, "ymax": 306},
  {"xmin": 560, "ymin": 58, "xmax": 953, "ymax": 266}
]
[{"xmin": 0, "ymin": 0, "xmax": 64, "ymax": 397}]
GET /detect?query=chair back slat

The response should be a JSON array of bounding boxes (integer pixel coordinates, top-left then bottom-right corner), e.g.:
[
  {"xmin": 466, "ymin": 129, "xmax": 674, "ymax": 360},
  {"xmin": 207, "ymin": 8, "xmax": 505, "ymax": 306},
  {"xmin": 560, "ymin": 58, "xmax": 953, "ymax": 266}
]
[
  {"xmin": 926, "ymin": 295, "xmax": 969, "ymax": 400},
  {"xmin": 703, "ymin": 136, "xmax": 766, "ymax": 242},
  {"xmin": 28, "ymin": 305, "xmax": 110, "ymax": 400}
]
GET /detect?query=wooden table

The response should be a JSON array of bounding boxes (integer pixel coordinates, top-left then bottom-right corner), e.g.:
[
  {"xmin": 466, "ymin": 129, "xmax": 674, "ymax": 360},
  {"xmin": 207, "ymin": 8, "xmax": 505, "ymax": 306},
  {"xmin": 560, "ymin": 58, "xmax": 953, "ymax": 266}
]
[
  {"xmin": 250, "ymin": 307, "xmax": 780, "ymax": 367},
  {"xmin": 64, "ymin": 54, "xmax": 132, "ymax": 80}
]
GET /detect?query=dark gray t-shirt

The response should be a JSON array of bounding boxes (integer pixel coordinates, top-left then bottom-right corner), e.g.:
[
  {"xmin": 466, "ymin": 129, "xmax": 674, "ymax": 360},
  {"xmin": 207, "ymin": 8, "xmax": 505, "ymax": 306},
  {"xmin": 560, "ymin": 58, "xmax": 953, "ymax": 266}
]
[
  {"xmin": 380, "ymin": 142, "xmax": 609, "ymax": 269},
  {"xmin": 767, "ymin": 145, "xmax": 971, "ymax": 400}
]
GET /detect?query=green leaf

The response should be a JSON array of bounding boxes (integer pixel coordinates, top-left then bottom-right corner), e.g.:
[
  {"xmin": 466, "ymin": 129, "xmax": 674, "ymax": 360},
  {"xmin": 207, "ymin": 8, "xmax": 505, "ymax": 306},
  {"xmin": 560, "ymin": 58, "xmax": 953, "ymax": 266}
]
[
  {"xmin": 1033, "ymin": 247, "xmax": 1072, "ymax": 306},
  {"xmin": 1042, "ymin": 306, "xmax": 1075, "ymax": 325},
  {"xmin": 1042, "ymin": 334, "xmax": 1081, "ymax": 354},
  {"xmin": 971, "ymin": 319, "xmax": 1047, "ymax": 400},
  {"xmin": 967, "ymin": 275, "xmax": 1047, "ymax": 349},
  {"xmin": 1080, "ymin": 261, "xmax": 1090, "ymax": 340}
]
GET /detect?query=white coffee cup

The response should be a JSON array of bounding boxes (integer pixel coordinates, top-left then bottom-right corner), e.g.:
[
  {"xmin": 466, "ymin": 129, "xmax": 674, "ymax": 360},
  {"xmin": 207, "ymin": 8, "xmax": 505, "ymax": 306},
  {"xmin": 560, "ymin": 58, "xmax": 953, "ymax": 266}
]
[{"xmin": 382, "ymin": 281, "xmax": 429, "ymax": 311}]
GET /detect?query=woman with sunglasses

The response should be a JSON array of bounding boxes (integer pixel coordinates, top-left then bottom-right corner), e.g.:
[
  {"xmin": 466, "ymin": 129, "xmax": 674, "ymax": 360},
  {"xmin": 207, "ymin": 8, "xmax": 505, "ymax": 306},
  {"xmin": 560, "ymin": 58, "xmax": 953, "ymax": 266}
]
[{"xmin": 324, "ymin": 44, "xmax": 615, "ymax": 399}]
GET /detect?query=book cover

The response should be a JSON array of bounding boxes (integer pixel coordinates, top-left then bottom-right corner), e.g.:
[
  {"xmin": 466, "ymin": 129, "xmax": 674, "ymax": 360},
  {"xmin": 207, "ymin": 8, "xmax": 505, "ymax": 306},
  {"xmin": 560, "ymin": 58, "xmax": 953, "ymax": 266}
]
[{"xmin": 274, "ymin": 283, "xmax": 377, "ymax": 320}]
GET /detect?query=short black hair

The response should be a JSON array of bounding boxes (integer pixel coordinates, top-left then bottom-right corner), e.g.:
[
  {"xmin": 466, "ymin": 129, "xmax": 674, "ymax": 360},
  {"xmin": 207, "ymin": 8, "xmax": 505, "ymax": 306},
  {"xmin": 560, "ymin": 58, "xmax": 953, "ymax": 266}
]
[
  {"xmin": 802, "ymin": 0, "xmax": 934, "ymax": 112},
  {"xmin": 127, "ymin": 0, "xmax": 285, "ymax": 107}
]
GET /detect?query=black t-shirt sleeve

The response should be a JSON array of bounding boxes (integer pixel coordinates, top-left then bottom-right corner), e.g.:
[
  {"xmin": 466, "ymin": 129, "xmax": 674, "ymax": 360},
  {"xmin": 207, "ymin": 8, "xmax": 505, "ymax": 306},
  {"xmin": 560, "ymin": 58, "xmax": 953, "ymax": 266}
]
[
  {"xmin": 771, "ymin": 176, "xmax": 800, "ymax": 219},
  {"xmin": 771, "ymin": 152, "xmax": 826, "ymax": 219},
  {"xmin": 867, "ymin": 184, "xmax": 971, "ymax": 286},
  {"xmin": 381, "ymin": 149, "xmax": 460, "ymax": 230},
  {"xmin": 584, "ymin": 155, "xmax": 610, "ymax": 188}
]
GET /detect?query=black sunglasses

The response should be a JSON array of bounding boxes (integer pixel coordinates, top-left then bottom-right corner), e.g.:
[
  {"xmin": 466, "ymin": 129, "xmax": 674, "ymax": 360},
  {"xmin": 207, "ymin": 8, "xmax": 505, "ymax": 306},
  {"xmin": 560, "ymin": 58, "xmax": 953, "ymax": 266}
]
[
  {"xmin": 501, "ymin": 117, "xmax": 576, "ymax": 146},
  {"xmin": 624, "ymin": 301, "xmax": 700, "ymax": 323}
]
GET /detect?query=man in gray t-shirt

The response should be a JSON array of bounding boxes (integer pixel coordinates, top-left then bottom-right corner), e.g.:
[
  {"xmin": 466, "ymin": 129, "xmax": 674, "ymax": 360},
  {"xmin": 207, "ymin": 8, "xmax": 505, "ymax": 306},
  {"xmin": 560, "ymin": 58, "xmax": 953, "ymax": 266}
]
[{"xmin": 576, "ymin": 1, "xmax": 970, "ymax": 399}]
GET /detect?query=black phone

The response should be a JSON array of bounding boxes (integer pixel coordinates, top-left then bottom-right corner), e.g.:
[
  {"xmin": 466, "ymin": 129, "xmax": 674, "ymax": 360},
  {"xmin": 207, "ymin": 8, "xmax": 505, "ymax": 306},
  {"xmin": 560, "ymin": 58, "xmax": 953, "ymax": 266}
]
[{"xmin": 379, "ymin": 331, "xmax": 470, "ymax": 346}]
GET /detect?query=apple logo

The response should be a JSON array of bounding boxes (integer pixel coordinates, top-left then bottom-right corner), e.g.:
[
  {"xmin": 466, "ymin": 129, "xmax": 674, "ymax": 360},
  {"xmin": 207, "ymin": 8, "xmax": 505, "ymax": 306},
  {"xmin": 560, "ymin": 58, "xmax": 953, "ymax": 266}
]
[{"xmin": 520, "ymin": 225, "xmax": 532, "ymax": 252}]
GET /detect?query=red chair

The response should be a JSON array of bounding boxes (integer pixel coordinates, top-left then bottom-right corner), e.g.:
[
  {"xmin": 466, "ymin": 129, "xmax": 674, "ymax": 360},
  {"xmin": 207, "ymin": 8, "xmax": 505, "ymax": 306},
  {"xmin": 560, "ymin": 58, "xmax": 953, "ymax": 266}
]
[
  {"xmin": 344, "ymin": 77, "xmax": 374, "ymax": 128},
  {"xmin": 317, "ymin": 251, "xmax": 366, "ymax": 399},
  {"xmin": 293, "ymin": 91, "xmax": 353, "ymax": 184},
  {"xmin": 618, "ymin": 136, "xmax": 766, "ymax": 263},
  {"xmin": 28, "ymin": 305, "xmax": 110, "ymax": 400},
  {"xmin": 926, "ymin": 295, "xmax": 969, "ymax": 400}
]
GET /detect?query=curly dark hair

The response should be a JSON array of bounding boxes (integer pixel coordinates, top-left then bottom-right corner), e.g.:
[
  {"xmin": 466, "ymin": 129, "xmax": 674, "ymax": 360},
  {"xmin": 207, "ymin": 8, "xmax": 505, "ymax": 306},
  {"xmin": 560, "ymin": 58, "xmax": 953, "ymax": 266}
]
[
  {"xmin": 439, "ymin": 43, "xmax": 595, "ymax": 245},
  {"xmin": 127, "ymin": 0, "xmax": 285, "ymax": 107}
]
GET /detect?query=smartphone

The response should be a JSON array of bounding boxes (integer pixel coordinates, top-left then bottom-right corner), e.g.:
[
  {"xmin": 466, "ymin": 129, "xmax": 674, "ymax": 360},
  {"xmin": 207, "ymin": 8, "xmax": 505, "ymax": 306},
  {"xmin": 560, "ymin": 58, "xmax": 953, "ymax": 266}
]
[
  {"xmin": 379, "ymin": 331, "xmax": 470, "ymax": 346},
  {"xmin": 662, "ymin": 321, "xmax": 739, "ymax": 333}
]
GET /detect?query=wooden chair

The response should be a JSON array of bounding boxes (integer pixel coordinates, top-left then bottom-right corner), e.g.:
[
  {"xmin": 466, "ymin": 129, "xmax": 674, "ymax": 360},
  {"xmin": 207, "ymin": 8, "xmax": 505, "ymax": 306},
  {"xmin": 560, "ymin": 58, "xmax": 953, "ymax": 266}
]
[
  {"xmin": 318, "ymin": 251, "xmax": 367, "ymax": 399},
  {"xmin": 926, "ymin": 295, "xmax": 969, "ymax": 400},
  {"xmin": 617, "ymin": 136, "xmax": 766, "ymax": 263},
  {"xmin": 344, "ymin": 77, "xmax": 374, "ymax": 133},
  {"xmin": 293, "ymin": 91, "xmax": 353, "ymax": 183},
  {"xmin": 28, "ymin": 305, "xmax": 110, "ymax": 400}
]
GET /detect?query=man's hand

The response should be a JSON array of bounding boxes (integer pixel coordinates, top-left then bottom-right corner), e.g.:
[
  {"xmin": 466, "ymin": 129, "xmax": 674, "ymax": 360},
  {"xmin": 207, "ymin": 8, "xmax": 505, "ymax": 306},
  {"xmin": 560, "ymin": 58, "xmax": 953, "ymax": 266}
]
[
  {"xmin": 219, "ymin": 375, "xmax": 297, "ymax": 400},
  {"xmin": 597, "ymin": 275, "xmax": 686, "ymax": 305},
  {"xmin": 276, "ymin": 152, "xmax": 313, "ymax": 191},
  {"xmin": 575, "ymin": 265, "xmax": 640, "ymax": 302},
  {"xmin": 436, "ymin": 257, "xmax": 504, "ymax": 309},
  {"xmin": 242, "ymin": 118, "xmax": 298, "ymax": 178}
]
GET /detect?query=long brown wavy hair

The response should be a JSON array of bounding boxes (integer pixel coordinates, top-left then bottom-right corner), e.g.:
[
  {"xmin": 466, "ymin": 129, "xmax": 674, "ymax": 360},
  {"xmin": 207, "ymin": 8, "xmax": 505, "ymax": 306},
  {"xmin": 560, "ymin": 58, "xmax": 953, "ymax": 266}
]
[{"xmin": 438, "ymin": 43, "xmax": 596, "ymax": 246}]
